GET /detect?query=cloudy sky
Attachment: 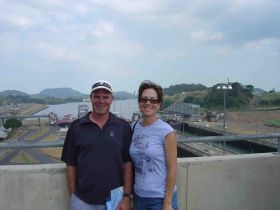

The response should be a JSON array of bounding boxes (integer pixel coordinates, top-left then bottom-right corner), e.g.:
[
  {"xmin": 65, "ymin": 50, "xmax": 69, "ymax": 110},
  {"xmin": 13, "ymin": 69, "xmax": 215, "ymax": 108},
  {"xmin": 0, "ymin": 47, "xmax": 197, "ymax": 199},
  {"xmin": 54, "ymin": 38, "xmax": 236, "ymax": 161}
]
[{"xmin": 0, "ymin": 0, "xmax": 280, "ymax": 94}]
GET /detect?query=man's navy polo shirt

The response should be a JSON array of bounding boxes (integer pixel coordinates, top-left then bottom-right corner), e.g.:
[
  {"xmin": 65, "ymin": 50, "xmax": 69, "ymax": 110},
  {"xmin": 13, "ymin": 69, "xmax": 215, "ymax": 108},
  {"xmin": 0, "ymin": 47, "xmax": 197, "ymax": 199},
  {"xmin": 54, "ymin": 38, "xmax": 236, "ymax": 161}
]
[{"xmin": 61, "ymin": 112, "xmax": 132, "ymax": 205}]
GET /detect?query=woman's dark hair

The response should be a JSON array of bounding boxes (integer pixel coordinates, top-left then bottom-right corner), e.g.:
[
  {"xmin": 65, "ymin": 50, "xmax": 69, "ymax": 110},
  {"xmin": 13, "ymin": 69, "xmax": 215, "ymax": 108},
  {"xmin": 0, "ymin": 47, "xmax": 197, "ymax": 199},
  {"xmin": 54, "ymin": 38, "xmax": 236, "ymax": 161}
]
[{"xmin": 138, "ymin": 80, "xmax": 163, "ymax": 106}]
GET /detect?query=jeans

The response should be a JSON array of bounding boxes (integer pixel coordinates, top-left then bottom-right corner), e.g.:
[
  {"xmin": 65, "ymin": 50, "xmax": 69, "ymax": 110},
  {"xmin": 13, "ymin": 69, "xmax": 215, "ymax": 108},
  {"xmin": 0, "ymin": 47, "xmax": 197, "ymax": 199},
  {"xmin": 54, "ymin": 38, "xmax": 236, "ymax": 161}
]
[
  {"xmin": 134, "ymin": 191, "xmax": 178, "ymax": 210},
  {"xmin": 70, "ymin": 193, "xmax": 107, "ymax": 210}
]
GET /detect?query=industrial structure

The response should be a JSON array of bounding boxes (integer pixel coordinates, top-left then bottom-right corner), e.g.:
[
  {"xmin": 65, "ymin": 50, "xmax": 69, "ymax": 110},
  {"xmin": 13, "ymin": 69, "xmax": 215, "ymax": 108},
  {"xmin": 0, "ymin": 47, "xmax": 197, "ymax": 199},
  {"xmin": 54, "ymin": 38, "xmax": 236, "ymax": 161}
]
[
  {"xmin": 78, "ymin": 104, "xmax": 89, "ymax": 118},
  {"xmin": 165, "ymin": 102, "xmax": 200, "ymax": 122}
]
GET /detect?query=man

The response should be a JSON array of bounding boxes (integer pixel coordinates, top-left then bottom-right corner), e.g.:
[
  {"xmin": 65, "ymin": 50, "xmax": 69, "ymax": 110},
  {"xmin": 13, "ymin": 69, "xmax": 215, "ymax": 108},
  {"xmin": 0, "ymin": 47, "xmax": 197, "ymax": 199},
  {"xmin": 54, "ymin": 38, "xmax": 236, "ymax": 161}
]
[{"xmin": 61, "ymin": 80, "xmax": 133, "ymax": 210}]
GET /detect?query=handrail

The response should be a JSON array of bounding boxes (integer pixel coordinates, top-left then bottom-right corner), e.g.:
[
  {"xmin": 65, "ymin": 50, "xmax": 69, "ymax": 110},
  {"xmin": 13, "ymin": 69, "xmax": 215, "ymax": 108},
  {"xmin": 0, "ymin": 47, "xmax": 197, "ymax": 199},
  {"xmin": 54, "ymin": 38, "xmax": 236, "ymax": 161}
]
[
  {"xmin": 1, "ymin": 133, "xmax": 279, "ymax": 153},
  {"xmin": 0, "ymin": 115, "xmax": 49, "ymax": 119},
  {"xmin": 177, "ymin": 132, "xmax": 280, "ymax": 153},
  {"xmin": 178, "ymin": 132, "xmax": 280, "ymax": 142},
  {"xmin": 0, "ymin": 140, "xmax": 64, "ymax": 149}
]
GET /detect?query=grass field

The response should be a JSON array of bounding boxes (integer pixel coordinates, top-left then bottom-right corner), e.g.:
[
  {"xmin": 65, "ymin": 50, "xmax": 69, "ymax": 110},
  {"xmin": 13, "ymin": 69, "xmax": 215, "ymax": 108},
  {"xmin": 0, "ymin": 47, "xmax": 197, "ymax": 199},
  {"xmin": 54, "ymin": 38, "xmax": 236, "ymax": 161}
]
[
  {"xmin": 265, "ymin": 119, "xmax": 280, "ymax": 128},
  {"xmin": 39, "ymin": 134, "xmax": 62, "ymax": 160},
  {"xmin": 10, "ymin": 151, "xmax": 40, "ymax": 164}
]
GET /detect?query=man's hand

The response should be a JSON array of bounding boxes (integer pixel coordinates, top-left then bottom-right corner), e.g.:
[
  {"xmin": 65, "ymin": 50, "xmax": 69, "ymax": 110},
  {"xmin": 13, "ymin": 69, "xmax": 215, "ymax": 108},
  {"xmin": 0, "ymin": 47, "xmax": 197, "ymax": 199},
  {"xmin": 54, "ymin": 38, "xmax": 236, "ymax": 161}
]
[{"xmin": 116, "ymin": 196, "xmax": 131, "ymax": 210}]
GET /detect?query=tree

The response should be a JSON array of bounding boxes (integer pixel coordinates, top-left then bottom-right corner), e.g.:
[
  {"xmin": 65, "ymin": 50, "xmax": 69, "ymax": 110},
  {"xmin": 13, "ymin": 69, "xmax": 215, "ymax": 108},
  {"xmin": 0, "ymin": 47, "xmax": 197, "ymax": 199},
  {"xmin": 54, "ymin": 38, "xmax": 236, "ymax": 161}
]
[
  {"xmin": 183, "ymin": 96, "xmax": 206, "ymax": 106},
  {"xmin": 163, "ymin": 83, "xmax": 207, "ymax": 95},
  {"xmin": 4, "ymin": 118, "xmax": 22, "ymax": 131},
  {"xmin": 205, "ymin": 82, "xmax": 254, "ymax": 109},
  {"xmin": 162, "ymin": 97, "xmax": 173, "ymax": 109}
]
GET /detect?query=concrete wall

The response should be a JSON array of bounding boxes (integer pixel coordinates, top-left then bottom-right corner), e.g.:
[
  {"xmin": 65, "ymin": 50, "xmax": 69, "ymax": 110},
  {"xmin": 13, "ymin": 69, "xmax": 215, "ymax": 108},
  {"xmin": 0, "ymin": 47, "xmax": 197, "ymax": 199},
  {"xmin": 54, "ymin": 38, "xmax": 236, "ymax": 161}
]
[
  {"xmin": 177, "ymin": 153, "xmax": 280, "ymax": 210},
  {"xmin": 0, "ymin": 153, "xmax": 279, "ymax": 210},
  {"xmin": 0, "ymin": 164, "xmax": 69, "ymax": 210}
]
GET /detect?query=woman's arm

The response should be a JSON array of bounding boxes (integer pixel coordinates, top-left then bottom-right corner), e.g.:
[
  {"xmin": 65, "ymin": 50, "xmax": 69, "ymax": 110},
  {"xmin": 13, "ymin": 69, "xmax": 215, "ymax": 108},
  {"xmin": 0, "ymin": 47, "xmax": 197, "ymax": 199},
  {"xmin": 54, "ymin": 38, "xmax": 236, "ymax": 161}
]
[{"xmin": 163, "ymin": 131, "xmax": 177, "ymax": 209}]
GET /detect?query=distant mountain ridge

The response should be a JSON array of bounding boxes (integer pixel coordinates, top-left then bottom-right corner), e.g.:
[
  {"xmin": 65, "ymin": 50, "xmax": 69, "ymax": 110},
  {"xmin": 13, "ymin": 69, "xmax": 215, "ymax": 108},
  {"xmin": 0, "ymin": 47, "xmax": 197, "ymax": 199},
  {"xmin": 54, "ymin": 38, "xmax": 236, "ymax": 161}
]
[
  {"xmin": 253, "ymin": 88, "xmax": 266, "ymax": 95},
  {"xmin": 40, "ymin": 88, "xmax": 84, "ymax": 98},
  {"xmin": 39, "ymin": 88, "xmax": 136, "ymax": 99},
  {"xmin": 0, "ymin": 90, "xmax": 28, "ymax": 97},
  {"xmin": 0, "ymin": 88, "xmax": 136, "ymax": 100},
  {"xmin": 0, "ymin": 85, "xmax": 272, "ymax": 99},
  {"xmin": 114, "ymin": 91, "xmax": 136, "ymax": 99}
]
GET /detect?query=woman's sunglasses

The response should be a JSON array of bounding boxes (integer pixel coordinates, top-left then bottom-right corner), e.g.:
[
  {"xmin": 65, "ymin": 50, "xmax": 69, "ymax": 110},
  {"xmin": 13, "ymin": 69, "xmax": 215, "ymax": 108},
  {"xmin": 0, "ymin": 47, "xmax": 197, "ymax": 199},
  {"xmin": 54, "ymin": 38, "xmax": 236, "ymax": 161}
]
[{"xmin": 139, "ymin": 97, "xmax": 159, "ymax": 104}]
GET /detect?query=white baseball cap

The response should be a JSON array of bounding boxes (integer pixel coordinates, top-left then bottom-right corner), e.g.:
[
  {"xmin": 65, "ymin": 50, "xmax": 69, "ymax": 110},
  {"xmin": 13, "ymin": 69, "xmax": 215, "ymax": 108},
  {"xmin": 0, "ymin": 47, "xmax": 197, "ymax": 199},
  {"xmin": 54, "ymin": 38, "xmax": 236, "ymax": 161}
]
[{"xmin": 91, "ymin": 80, "xmax": 113, "ymax": 93}]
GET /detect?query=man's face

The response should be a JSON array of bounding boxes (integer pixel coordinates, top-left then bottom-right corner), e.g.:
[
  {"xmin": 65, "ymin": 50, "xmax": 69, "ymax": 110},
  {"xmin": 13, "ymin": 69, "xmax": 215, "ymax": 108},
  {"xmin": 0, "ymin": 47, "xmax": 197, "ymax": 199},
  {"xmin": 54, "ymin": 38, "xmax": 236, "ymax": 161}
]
[{"xmin": 91, "ymin": 89, "xmax": 113, "ymax": 115}]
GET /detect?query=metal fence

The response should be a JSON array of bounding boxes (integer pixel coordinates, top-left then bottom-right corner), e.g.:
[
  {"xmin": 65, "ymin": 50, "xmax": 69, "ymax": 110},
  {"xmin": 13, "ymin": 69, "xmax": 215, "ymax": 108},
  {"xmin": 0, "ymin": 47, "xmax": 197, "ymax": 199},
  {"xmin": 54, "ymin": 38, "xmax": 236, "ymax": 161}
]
[
  {"xmin": 1, "ymin": 133, "xmax": 279, "ymax": 152},
  {"xmin": 177, "ymin": 132, "xmax": 280, "ymax": 154}
]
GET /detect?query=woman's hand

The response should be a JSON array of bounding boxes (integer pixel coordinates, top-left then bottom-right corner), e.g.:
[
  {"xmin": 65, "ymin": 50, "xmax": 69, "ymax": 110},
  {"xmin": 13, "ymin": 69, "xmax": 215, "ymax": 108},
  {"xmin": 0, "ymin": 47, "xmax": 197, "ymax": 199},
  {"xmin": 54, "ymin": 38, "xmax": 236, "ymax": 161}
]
[{"xmin": 162, "ymin": 201, "xmax": 173, "ymax": 210}]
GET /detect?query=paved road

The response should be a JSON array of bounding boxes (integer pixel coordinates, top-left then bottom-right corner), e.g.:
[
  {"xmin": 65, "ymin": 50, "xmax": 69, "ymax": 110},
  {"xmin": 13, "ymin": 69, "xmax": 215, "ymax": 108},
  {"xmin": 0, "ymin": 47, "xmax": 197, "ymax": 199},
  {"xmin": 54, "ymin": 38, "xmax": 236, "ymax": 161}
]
[{"xmin": 0, "ymin": 126, "xmax": 63, "ymax": 165}]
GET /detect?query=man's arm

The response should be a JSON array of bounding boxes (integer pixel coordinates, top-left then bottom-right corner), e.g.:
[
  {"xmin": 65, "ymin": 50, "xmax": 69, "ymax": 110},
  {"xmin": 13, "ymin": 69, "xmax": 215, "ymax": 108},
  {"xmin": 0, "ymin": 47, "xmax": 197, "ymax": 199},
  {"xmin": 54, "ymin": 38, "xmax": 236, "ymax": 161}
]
[
  {"xmin": 66, "ymin": 165, "xmax": 77, "ymax": 196},
  {"xmin": 123, "ymin": 161, "xmax": 133, "ymax": 195},
  {"xmin": 117, "ymin": 161, "xmax": 133, "ymax": 210}
]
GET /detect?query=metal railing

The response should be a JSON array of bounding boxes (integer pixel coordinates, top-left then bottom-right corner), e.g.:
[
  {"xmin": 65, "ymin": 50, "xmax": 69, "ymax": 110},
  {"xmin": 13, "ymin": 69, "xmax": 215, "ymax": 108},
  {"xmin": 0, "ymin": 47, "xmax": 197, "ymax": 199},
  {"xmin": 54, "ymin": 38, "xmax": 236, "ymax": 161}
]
[
  {"xmin": 0, "ymin": 133, "xmax": 279, "ymax": 157},
  {"xmin": 1, "ymin": 133, "xmax": 279, "ymax": 150},
  {"xmin": 177, "ymin": 132, "xmax": 280, "ymax": 154},
  {"xmin": 0, "ymin": 140, "xmax": 64, "ymax": 149}
]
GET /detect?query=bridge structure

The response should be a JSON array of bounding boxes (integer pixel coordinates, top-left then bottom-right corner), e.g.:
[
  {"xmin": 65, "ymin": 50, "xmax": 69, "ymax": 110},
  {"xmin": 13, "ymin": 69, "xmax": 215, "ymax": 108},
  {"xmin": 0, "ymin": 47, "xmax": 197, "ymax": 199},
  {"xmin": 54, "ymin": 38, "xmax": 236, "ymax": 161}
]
[{"xmin": 0, "ymin": 114, "xmax": 50, "ymax": 127}]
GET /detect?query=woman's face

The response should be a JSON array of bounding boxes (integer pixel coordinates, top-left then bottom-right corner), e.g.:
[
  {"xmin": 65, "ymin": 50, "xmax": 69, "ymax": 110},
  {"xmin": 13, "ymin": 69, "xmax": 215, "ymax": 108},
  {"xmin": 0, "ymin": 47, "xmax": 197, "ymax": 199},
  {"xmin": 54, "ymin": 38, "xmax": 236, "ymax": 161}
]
[{"xmin": 139, "ymin": 88, "xmax": 161, "ymax": 117}]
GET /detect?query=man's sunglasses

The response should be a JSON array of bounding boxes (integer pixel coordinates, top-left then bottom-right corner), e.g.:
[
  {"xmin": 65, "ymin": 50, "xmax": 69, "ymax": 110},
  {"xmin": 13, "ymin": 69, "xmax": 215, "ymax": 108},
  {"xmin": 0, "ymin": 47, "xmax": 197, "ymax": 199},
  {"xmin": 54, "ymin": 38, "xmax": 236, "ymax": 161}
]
[{"xmin": 139, "ymin": 97, "xmax": 159, "ymax": 104}]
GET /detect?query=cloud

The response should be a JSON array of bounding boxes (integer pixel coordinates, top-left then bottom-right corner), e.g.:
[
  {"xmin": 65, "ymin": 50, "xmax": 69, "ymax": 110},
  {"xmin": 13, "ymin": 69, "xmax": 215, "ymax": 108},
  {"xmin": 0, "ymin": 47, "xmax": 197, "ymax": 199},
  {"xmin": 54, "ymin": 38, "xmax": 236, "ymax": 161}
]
[
  {"xmin": 245, "ymin": 38, "xmax": 280, "ymax": 53},
  {"xmin": 1, "ymin": 0, "xmax": 280, "ymax": 93},
  {"xmin": 74, "ymin": 3, "xmax": 90, "ymax": 15},
  {"xmin": 1, "ymin": 14, "xmax": 34, "ymax": 28},
  {"xmin": 0, "ymin": 33, "xmax": 21, "ymax": 54},
  {"xmin": 156, "ymin": 48, "xmax": 186, "ymax": 59},
  {"xmin": 89, "ymin": 21, "xmax": 116, "ymax": 37},
  {"xmin": 93, "ymin": 0, "xmax": 166, "ymax": 14},
  {"xmin": 191, "ymin": 30, "xmax": 224, "ymax": 43},
  {"xmin": 34, "ymin": 42, "xmax": 84, "ymax": 61}
]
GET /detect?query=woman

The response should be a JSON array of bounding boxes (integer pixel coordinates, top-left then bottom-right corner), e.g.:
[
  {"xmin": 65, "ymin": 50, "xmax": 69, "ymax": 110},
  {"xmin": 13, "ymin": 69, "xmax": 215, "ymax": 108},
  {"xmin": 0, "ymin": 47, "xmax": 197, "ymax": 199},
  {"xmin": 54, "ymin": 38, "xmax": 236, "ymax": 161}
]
[{"xmin": 129, "ymin": 80, "xmax": 178, "ymax": 210}]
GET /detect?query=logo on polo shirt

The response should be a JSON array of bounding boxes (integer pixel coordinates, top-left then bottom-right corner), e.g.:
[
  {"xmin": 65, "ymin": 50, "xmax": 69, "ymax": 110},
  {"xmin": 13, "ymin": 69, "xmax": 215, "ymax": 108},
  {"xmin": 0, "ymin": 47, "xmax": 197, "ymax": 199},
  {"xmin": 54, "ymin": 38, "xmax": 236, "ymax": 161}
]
[{"xmin": 110, "ymin": 131, "xmax": 115, "ymax": 137}]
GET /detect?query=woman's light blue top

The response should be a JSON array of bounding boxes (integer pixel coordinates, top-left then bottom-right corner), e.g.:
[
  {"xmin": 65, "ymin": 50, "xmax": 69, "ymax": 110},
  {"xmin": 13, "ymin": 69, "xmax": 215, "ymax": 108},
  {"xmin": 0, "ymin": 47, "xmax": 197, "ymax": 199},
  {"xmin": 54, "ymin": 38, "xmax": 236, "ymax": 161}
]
[{"xmin": 129, "ymin": 119, "xmax": 175, "ymax": 198}]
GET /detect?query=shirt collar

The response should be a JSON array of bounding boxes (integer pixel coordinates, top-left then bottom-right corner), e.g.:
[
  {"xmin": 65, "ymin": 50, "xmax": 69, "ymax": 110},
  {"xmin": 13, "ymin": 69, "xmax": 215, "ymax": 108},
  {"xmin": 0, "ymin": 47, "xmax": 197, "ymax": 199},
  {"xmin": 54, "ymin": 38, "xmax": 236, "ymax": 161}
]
[{"xmin": 79, "ymin": 112, "xmax": 119, "ymax": 125}]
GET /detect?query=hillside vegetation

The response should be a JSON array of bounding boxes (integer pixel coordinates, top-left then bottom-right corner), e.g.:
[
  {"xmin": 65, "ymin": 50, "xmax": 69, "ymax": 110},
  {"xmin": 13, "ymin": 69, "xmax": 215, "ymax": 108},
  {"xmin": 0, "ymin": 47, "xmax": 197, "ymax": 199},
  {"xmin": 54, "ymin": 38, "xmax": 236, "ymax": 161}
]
[
  {"xmin": 1, "ymin": 83, "xmax": 279, "ymax": 110},
  {"xmin": 163, "ymin": 83, "xmax": 207, "ymax": 95},
  {"xmin": 162, "ymin": 82, "xmax": 280, "ymax": 110},
  {"xmin": 257, "ymin": 92, "xmax": 280, "ymax": 106}
]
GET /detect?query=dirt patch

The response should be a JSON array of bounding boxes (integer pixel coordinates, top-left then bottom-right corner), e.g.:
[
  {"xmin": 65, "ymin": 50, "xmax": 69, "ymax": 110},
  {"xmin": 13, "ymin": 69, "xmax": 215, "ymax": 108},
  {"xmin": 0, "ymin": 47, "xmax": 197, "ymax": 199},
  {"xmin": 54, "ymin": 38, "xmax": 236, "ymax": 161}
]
[
  {"xmin": 0, "ymin": 103, "xmax": 47, "ymax": 116},
  {"xmin": 215, "ymin": 110, "xmax": 280, "ymax": 134}
]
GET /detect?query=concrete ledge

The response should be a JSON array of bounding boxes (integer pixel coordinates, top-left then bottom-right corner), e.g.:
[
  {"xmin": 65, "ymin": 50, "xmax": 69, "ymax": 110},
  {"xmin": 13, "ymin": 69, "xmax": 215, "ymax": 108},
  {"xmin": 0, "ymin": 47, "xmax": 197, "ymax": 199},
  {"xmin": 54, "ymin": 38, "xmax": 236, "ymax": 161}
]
[
  {"xmin": 1, "ymin": 153, "xmax": 279, "ymax": 210},
  {"xmin": 0, "ymin": 163, "xmax": 69, "ymax": 210},
  {"xmin": 177, "ymin": 153, "xmax": 280, "ymax": 210}
]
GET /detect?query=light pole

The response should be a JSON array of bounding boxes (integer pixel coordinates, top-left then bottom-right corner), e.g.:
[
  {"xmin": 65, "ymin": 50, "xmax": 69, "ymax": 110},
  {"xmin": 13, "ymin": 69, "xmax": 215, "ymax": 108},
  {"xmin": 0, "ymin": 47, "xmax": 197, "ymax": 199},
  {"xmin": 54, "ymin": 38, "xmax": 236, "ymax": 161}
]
[
  {"xmin": 217, "ymin": 84, "xmax": 232, "ymax": 132},
  {"xmin": 217, "ymin": 83, "xmax": 232, "ymax": 155}
]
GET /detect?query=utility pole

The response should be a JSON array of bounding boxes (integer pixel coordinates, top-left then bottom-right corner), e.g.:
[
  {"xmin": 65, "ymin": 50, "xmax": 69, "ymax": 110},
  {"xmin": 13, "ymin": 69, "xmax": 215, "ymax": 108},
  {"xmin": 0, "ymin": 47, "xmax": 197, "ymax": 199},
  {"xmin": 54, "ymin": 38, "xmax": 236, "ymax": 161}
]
[{"xmin": 217, "ymin": 82, "xmax": 232, "ymax": 155}]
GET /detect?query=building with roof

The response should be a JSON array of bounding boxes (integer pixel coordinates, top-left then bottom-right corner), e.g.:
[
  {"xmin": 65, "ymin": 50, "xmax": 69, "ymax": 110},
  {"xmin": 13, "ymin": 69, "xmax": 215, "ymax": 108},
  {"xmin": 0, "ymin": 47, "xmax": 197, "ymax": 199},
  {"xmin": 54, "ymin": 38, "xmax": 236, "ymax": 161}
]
[
  {"xmin": 0, "ymin": 122, "xmax": 8, "ymax": 140},
  {"xmin": 165, "ymin": 103, "xmax": 201, "ymax": 122}
]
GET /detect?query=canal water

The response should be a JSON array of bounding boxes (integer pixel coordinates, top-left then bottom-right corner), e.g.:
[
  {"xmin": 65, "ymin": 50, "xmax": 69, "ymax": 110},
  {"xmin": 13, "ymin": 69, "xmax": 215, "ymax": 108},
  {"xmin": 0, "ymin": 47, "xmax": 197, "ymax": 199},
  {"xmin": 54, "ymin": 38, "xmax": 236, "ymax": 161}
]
[{"xmin": 35, "ymin": 99, "xmax": 138, "ymax": 120}]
